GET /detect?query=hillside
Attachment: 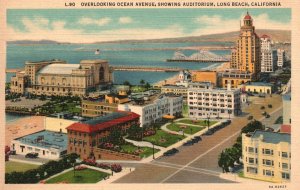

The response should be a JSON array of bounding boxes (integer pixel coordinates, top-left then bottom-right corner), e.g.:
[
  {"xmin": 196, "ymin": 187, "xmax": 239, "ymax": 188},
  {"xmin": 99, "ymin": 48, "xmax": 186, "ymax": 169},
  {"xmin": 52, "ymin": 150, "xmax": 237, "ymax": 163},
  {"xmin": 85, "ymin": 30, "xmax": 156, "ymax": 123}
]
[{"xmin": 8, "ymin": 29, "xmax": 290, "ymax": 45}]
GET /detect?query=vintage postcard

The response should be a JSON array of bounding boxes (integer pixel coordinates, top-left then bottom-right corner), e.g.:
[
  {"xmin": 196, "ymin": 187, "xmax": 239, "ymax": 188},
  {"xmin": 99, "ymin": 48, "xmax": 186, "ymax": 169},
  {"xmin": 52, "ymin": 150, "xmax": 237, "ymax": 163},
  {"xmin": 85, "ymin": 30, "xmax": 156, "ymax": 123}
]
[{"xmin": 0, "ymin": 0, "xmax": 299, "ymax": 189}]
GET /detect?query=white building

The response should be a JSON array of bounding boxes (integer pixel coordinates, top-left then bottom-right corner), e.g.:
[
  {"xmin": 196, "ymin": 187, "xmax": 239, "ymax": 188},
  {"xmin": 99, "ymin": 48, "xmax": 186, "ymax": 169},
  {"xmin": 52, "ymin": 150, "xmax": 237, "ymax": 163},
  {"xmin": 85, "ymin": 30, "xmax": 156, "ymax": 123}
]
[
  {"xmin": 118, "ymin": 93, "xmax": 183, "ymax": 127},
  {"xmin": 178, "ymin": 70, "xmax": 191, "ymax": 82},
  {"xmin": 187, "ymin": 85, "xmax": 241, "ymax": 119},
  {"xmin": 277, "ymin": 49, "xmax": 285, "ymax": 68},
  {"xmin": 11, "ymin": 130, "xmax": 67, "ymax": 160},
  {"xmin": 260, "ymin": 35, "xmax": 274, "ymax": 72}
]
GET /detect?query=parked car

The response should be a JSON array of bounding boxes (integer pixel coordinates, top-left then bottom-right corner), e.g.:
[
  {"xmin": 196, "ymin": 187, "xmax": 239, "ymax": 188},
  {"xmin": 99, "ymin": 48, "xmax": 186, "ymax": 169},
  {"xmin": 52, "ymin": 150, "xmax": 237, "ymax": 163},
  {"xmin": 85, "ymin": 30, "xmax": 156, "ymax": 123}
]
[
  {"xmin": 10, "ymin": 150, "xmax": 16, "ymax": 155},
  {"xmin": 248, "ymin": 115, "xmax": 253, "ymax": 120},
  {"xmin": 183, "ymin": 140, "xmax": 194, "ymax": 146},
  {"xmin": 203, "ymin": 129, "xmax": 214, "ymax": 136},
  {"xmin": 191, "ymin": 138, "xmax": 200, "ymax": 143},
  {"xmin": 194, "ymin": 136, "xmax": 202, "ymax": 141},
  {"xmin": 25, "ymin": 152, "xmax": 38, "ymax": 158},
  {"xmin": 265, "ymin": 114, "xmax": 270, "ymax": 118},
  {"xmin": 163, "ymin": 148, "xmax": 179, "ymax": 156}
]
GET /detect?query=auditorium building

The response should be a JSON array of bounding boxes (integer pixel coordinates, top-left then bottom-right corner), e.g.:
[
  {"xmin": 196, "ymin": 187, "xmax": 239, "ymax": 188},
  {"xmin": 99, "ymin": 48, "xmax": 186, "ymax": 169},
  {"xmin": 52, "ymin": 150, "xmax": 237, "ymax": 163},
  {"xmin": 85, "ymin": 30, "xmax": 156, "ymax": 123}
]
[{"xmin": 10, "ymin": 59, "xmax": 113, "ymax": 96}]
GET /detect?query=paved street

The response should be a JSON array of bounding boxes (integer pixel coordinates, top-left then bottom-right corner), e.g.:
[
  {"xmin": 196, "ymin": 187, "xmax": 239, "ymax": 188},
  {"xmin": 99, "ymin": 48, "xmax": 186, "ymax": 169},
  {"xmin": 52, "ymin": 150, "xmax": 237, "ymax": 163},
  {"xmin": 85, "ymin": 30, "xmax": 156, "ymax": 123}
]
[{"xmin": 114, "ymin": 95, "xmax": 283, "ymax": 183}]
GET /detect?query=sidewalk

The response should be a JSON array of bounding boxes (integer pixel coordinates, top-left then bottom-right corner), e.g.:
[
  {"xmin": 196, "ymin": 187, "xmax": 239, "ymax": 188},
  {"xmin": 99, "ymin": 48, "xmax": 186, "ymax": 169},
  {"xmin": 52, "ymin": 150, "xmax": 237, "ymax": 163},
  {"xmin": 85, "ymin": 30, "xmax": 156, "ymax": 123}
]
[
  {"xmin": 124, "ymin": 138, "xmax": 165, "ymax": 150},
  {"xmin": 219, "ymin": 173, "xmax": 271, "ymax": 184}
]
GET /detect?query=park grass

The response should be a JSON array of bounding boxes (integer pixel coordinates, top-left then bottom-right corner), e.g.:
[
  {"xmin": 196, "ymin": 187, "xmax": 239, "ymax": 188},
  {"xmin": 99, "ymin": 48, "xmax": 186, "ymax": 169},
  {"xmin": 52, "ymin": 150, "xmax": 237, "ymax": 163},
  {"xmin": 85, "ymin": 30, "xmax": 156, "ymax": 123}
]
[
  {"xmin": 166, "ymin": 123, "xmax": 204, "ymax": 135},
  {"xmin": 45, "ymin": 168, "xmax": 109, "ymax": 184},
  {"xmin": 5, "ymin": 161, "xmax": 40, "ymax": 173},
  {"xmin": 143, "ymin": 129, "xmax": 186, "ymax": 147},
  {"xmin": 120, "ymin": 144, "xmax": 159, "ymax": 158},
  {"xmin": 178, "ymin": 119, "xmax": 217, "ymax": 126}
]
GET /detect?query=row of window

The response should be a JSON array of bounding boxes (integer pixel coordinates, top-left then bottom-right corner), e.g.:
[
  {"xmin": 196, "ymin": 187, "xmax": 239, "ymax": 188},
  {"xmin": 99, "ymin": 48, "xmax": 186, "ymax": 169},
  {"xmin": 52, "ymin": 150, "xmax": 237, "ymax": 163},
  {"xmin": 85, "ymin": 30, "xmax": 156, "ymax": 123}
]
[
  {"xmin": 246, "ymin": 147, "xmax": 290, "ymax": 158},
  {"xmin": 246, "ymin": 167, "xmax": 290, "ymax": 179}
]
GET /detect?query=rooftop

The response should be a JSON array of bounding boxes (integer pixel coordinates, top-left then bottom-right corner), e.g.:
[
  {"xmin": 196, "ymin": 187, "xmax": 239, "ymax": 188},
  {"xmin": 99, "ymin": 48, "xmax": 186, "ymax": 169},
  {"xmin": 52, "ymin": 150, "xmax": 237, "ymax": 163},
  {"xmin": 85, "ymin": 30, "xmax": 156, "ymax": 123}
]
[
  {"xmin": 66, "ymin": 111, "xmax": 140, "ymax": 133},
  {"xmin": 25, "ymin": 59, "xmax": 66, "ymax": 65},
  {"xmin": 14, "ymin": 130, "xmax": 67, "ymax": 150},
  {"xmin": 247, "ymin": 82, "xmax": 273, "ymax": 87},
  {"xmin": 37, "ymin": 64, "xmax": 80, "ymax": 75},
  {"xmin": 250, "ymin": 130, "xmax": 290, "ymax": 144}
]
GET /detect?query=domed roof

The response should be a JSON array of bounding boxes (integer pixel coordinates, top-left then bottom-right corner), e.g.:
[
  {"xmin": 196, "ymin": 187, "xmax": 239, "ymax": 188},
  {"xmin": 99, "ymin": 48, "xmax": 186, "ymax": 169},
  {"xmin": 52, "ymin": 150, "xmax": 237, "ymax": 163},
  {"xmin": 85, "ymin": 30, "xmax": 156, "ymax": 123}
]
[
  {"xmin": 244, "ymin": 12, "xmax": 252, "ymax": 20},
  {"xmin": 261, "ymin": 34, "xmax": 270, "ymax": 39}
]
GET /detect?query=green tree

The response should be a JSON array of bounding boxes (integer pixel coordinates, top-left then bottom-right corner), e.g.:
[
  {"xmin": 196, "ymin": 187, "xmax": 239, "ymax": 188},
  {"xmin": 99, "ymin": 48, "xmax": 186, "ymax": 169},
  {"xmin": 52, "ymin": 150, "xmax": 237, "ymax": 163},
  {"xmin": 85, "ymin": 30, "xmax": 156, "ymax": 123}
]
[
  {"xmin": 241, "ymin": 120, "xmax": 264, "ymax": 134},
  {"xmin": 127, "ymin": 125, "xmax": 143, "ymax": 140},
  {"xmin": 140, "ymin": 79, "xmax": 145, "ymax": 86},
  {"xmin": 123, "ymin": 81, "xmax": 131, "ymax": 86},
  {"xmin": 145, "ymin": 82, "xmax": 151, "ymax": 90},
  {"xmin": 108, "ymin": 127, "xmax": 124, "ymax": 145}
]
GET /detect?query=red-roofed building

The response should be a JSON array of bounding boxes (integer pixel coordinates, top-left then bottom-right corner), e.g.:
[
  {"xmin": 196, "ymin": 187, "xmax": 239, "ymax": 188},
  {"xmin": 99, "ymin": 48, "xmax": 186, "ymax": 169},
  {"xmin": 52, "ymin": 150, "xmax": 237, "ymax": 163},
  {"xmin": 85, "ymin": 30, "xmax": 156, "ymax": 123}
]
[
  {"xmin": 66, "ymin": 111, "xmax": 140, "ymax": 159},
  {"xmin": 280, "ymin": 125, "xmax": 291, "ymax": 134}
]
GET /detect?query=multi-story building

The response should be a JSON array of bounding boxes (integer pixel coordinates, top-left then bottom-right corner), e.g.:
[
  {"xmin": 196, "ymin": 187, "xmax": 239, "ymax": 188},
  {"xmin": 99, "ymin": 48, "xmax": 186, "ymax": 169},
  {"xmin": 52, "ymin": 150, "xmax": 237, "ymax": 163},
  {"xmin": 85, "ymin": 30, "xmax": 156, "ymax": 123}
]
[
  {"xmin": 161, "ymin": 82, "xmax": 211, "ymax": 100},
  {"xmin": 66, "ymin": 111, "xmax": 140, "ymax": 159},
  {"xmin": 238, "ymin": 82, "xmax": 274, "ymax": 94},
  {"xmin": 82, "ymin": 93, "xmax": 130, "ymax": 117},
  {"xmin": 260, "ymin": 35, "xmax": 274, "ymax": 73},
  {"xmin": 192, "ymin": 70, "xmax": 218, "ymax": 86},
  {"xmin": 230, "ymin": 12, "xmax": 261, "ymax": 76},
  {"xmin": 187, "ymin": 85, "xmax": 241, "ymax": 119},
  {"xmin": 242, "ymin": 130, "xmax": 291, "ymax": 183},
  {"xmin": 11, "ymin": 130, "xmax": 68, "ymax": 160},
  {"xmin": 218, "ymin": 70, "xmax": 253, "ymax": 88},
  {"xmin": 277, "ymin": 49, "xmax": 285, "ymax": 68},
  {"xmin": 10, "ymin": 59, "xmax": 113, "ymax": 96},
  {"xmin": 118, "ymin": 93, "xmax": 183, "ymax": 127}
]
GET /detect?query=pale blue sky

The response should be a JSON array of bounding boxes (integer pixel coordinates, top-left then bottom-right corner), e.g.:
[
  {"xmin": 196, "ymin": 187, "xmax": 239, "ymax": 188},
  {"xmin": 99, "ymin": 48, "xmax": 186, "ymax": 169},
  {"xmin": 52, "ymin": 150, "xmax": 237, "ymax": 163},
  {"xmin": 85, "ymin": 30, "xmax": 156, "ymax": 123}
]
[{"xmin": 7, "ymin": 9, "xmax": 291, "ymax": 43}]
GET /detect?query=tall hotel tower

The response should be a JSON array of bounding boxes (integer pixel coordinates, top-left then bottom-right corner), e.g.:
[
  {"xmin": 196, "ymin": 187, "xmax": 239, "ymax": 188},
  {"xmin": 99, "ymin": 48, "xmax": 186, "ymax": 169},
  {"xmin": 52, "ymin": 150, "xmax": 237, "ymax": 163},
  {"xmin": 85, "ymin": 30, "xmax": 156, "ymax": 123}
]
[{"xmin": 230, "ymin": 12, "xmax": 261, "ymax": 77}]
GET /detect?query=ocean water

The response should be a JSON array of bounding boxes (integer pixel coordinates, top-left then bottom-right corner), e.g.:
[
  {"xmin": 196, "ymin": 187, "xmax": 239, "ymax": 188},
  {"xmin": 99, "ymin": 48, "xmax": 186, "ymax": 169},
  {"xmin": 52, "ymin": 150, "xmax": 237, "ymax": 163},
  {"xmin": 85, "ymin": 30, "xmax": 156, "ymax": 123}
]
[{"xmin": 6, "ymin": 42, "xmax": 231, "ymax": 84}]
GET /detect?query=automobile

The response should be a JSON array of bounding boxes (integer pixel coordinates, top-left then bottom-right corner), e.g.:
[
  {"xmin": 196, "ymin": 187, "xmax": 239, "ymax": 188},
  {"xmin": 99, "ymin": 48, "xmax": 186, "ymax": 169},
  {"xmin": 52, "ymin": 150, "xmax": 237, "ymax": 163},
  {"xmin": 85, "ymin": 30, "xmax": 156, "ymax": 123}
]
[
  {"xmin": 265, "ymin": 114, "xmax": 270, "ymax": 118},
  {"xmin": 248, "ymin": 115, "xmax": 253, "ymax": 120},
  {"xmin": 194, "ymin": 136, "xmax": 202, "ymax": 141},
  {"xmin": 9, "ymin": 150, "xmax": 16, "ymax": 155},
  {"xmin": 191, "ymin": 138, "xmax": 200, "ymax": 143},
  {"xmin": 25, "ymin": 152, "xmax": 38, "ymax": 158},
  {"xmin": 203, "ymin": 129, "xmax": 214, "ymax": 136},
  {"xmin": 183, "ymin": 140, "xmax": 194, "ymax": 146},
  {"xmin": 163, "ymin": 148, "xmax": 179, "ymax": 156}
]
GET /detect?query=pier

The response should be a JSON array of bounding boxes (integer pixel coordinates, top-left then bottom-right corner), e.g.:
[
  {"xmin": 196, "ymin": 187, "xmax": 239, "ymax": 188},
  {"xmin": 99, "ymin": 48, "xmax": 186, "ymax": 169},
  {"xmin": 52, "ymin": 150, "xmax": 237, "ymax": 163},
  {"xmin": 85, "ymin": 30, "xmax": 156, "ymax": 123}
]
[{"xmin": 111, "ymin": 66, "xmax": 182, "ymax": 72}]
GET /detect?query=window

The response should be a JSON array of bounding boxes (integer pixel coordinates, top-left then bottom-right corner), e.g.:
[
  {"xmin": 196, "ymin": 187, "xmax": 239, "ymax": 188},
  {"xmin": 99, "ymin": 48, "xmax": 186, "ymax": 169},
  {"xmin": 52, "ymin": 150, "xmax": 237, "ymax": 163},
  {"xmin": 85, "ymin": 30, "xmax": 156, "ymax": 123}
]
[
  {"xmin": 282, "ymin": 163, "xmax": 289, "ymax": 169},
  {"xmin": 27, "ymin": 147, "xmax": 33, "ymax": 150},
  {"xmin": 263, "ymin": 148, "xmax": 273, "ymax": 155},
  {"xmin": 282, "ymin": 172, "xmax": 290, "ymax": 179},
  {"xmin": 282, "ymin": 152, "xmax": 288, "ymax": 158},
  {"xmin": 248, "ymin": 157, "xmax": 255, "ymax": 164},
  {"xmin": 247, "ymin": 167, "xmax": 257, "ymax": 174},
  {"xmin": 263, "ymin": 170, "xmax": 274, "ymax": 176},
  {"xmin": 248, "ymin": 147, "xmax": 254, "ymax": 153},
  {"xmin": 263, "ymin": 159, "xmax": 274, "ymax": 166}
]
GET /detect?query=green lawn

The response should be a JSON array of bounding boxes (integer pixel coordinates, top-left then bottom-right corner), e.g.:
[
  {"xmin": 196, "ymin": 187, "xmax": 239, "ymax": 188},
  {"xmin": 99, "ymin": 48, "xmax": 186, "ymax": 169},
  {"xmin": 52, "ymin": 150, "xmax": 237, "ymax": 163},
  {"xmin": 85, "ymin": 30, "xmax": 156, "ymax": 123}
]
[
  {"xmin": 120, "ymin": 144, "xmax": 159, "ymax": 158},
  {"xmin": 46, "ymin": 168, "xmax": 109, "ymax": 184},
  {"xmin": 166, "ymin": 123, "xmax": 204, "ymax": 135},
  {"xmin": 131, "ymin": 86, "xmax": 147, "ymax": 93},
  {"xmin": 178, "ymin": 119, "xmax": 217, "ymax": 126},
  {"xmin": 5, "ymin": 161, "xmax": 40, "ymax": 173},
  {"xmin": 143, "ymin": 130, "xmax": 186, "ymax": 147}
]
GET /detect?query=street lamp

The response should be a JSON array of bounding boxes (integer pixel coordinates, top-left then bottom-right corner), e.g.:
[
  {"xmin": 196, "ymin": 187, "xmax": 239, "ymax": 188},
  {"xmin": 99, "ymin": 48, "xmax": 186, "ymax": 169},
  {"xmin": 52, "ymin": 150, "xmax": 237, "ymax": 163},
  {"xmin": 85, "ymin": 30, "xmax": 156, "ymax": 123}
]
[
  {"xmin": 207, "ymin": 113, "xmax": 211, "ymax": 130},
  {"xmin": 152, "ymin": 143, "xmax": 155, "ymax": 159}
]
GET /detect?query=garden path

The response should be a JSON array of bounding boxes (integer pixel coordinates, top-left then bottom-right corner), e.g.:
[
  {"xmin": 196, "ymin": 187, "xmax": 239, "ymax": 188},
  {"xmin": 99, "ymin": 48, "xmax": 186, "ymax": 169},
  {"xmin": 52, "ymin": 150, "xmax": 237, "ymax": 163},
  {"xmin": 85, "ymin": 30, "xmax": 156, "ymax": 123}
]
[{"xmin": 124, "ymin": 138, "xmax": 166, "ymax": 150}]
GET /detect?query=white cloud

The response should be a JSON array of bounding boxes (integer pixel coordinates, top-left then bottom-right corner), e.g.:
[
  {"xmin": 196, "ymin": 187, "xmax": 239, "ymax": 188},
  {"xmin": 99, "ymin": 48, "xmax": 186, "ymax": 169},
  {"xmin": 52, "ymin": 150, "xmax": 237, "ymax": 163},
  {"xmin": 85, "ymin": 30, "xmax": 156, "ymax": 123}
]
[
  {"xmin": 78, "ymin": 17, "xmax": 111, "ymax": 26},
  {"xmin": 6, "ymin": 14, "xmax": 290, "ymax": 43},
  {"xmin": 7, "ymin": 18, "xmax": 185, "ymax": 43},
  {"xmin": 119, "ymin": 17, "xmax": 133, "ymax": 24}
]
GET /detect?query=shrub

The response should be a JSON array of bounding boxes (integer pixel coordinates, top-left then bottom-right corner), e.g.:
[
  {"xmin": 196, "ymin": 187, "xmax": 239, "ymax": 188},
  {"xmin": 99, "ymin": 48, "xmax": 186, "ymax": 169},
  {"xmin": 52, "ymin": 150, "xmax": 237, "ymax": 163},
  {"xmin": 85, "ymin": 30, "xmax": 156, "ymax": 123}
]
[{"xmin": 111, "ymin": 164, "xmax": 122, "ymax": 173}]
